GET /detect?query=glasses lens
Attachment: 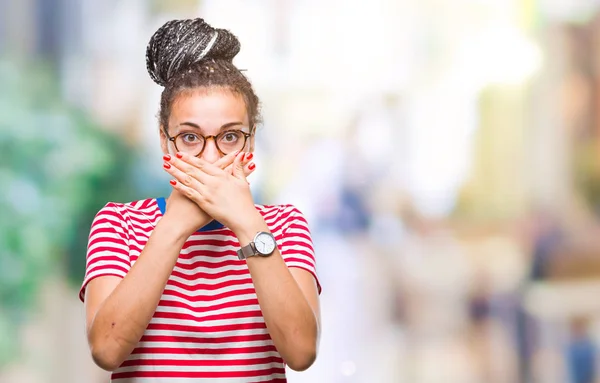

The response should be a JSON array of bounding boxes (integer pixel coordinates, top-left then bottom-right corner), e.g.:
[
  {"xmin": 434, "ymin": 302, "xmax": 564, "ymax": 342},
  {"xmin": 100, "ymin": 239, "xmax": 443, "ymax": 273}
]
[
  {"xmin": 216, "ymin": 131, "xmax": 246, "ymax": 154},
  {"xmin": 175, "ymin": 133, "xmax": 205, "ymax": 154}
]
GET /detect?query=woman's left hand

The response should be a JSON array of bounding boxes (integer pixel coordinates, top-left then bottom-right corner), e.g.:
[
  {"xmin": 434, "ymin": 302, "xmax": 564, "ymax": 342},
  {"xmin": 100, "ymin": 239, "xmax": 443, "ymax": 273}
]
[{"xmin": 163, "ymin": 151, "xmax": 261, "ymax": 232}]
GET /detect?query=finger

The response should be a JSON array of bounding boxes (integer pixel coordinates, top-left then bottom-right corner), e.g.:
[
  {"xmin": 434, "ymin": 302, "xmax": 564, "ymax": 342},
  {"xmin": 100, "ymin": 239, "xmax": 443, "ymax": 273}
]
[
  {"xmin": 163, "ymin": 159, "xmax": 207, "ymax": 191},
  {"xmin": 224, "ymin": 159, "xmax": 255, "ymax": 178},
  {"xmin": 169, "ymin": 179, "xmax": 206, "ymax": 205},
  {"xmin": 223, "ymin": 151, "xmax": 244, "ymax": 174},
  {"xmin": 163, "ymin": 153, "xmax": 211, "ymax": 184},
  {"xmin": 172, "ymin": 152, "xmax": 222, "ymax": 176},
  {"xmin": 214, "ymin": 150, "xmax": 241, "ymax": 170},
  {"xmin": 232, "ymin": 151, "xmax": 249, "ymax": 180}
]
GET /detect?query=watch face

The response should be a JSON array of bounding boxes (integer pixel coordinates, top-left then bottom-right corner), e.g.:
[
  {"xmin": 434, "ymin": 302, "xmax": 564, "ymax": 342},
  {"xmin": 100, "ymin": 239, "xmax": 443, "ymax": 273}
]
[{"xmin": 255, "ymin": 232, "xmax": 276, "ymax": 255}]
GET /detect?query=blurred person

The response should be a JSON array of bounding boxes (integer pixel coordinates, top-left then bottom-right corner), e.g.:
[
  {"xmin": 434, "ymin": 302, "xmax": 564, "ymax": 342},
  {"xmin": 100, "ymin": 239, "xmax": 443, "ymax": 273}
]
[
  {"xmin": 515, "ymin": 211, "xmax": 564, "ymax": 382},
  {"xmin": 566, "ymin": 317, "xmax": 597, "ymax": 383},
  {"xmin": 79, "ymin": 18, "xmax": 321, "ymax": 382}
]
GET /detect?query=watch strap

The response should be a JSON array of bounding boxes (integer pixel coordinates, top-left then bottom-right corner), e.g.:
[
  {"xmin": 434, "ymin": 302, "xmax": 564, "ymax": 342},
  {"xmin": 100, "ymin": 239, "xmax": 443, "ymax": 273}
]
[{"xmin": 237, "ymin": 242, "xmax": 257, "ymax": 260}]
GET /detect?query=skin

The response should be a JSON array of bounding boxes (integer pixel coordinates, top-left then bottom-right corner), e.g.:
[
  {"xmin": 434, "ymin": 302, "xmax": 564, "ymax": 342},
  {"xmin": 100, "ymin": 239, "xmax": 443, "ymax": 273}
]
[{"xmin": 84, "ymin": 88, "xmax": 321, "ymax": 372}]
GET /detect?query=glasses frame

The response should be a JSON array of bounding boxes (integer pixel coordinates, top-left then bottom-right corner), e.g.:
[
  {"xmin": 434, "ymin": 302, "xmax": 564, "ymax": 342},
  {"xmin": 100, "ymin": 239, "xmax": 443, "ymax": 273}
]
[{"xmin": 164, "ymin": 128, "xmax": 252, "ymax": 157}]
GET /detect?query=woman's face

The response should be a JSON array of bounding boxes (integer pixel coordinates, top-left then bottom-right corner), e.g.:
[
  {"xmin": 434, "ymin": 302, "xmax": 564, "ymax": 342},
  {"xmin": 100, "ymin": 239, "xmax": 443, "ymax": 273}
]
[{"xmin": 160, "ymin": 88, "xmax": 253, "ymax": 163}]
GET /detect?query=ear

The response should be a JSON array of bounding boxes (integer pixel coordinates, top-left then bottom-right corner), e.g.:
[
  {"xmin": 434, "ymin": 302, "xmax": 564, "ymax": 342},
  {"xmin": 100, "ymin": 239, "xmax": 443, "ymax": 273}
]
[{"xmin": 159, "ymin": 126, "xmax": 170, "ymax": 155}]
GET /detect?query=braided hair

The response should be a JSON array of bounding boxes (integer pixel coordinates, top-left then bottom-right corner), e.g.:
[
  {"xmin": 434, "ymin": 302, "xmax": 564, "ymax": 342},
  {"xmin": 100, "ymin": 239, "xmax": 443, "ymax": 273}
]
[{"xmin": 146, "ymin": 18, "xmax": 261, "ymax": 130}]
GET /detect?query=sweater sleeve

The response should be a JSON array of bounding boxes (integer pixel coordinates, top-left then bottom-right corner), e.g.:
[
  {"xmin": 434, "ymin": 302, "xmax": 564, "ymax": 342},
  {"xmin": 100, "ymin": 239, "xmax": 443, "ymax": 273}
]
[
  {"xmin": 279, "ymin": 205, "xmax": 321, "ymax": 294},
  {"xmin": 79, "ymin": 202, "xmax": 131, "ymax": 302}
]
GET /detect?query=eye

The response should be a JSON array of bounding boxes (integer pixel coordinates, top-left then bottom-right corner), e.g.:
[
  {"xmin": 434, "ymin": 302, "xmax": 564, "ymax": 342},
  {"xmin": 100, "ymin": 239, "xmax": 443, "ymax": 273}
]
[
  {"xmin": 220, "ymin": 131, "xmax": 242, "ymax": 143},
  {"xmin": 181, "ymin": 133, "xmax": 201, "ymax": 143}
]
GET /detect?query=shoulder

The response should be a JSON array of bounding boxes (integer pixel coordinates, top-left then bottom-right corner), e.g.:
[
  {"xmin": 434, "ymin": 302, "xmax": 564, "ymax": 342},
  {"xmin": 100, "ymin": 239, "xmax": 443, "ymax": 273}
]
[
  {"xmin": 98, "ymin": 198, "xmax": 158, "ymax": 212},
  {"xmin": 256, "ymin": 203, "xmax": 306, "ymax": 218},
  {"xmin": 255, "ymin": 204, "xmax": 310, "ymax": 229},
  {"xmin": 93, "ymin": 198, "xmax": 160, "ymax": 223}
]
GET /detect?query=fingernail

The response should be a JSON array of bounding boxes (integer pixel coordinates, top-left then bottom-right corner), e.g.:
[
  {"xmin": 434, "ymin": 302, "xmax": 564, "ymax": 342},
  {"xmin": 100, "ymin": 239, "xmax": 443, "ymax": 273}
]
[
  {"xmin": 170, "ymin": 179, "xmax": 177, "ymax": 186},
  {"xmin": 248, "ymin": 162, "xmax": 256, "ymax": 170},
  {"xmin": 176, "ymin": 152, "xmax": 183, "ymax": 159},
  {"xmin": 163, "ymin": 162, "xmax": 171, "ymax": 169},
  {"xmin": 246, "ymin": 153, "xmax": 253, "ymax": 161},
  {"xmin": 163, "ymin": 154, "xmax": 171, "ymax": 161}
]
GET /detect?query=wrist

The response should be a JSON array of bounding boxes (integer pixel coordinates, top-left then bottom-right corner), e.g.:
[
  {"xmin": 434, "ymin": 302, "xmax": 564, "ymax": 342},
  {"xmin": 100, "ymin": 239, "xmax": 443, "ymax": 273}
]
[
  {"xmin": 232, "ymin": 210, "xmax": 269, "ymax": 246},
  {"xmin": 158, "ymin": 213, "xmax": 201, "ymax": 243}
]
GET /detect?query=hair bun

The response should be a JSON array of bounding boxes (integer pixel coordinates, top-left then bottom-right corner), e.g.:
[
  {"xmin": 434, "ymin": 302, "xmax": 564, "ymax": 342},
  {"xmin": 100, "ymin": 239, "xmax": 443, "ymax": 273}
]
[{"xmin": 146, "ymin": 18, "xmax": 241, "ymax": 87}]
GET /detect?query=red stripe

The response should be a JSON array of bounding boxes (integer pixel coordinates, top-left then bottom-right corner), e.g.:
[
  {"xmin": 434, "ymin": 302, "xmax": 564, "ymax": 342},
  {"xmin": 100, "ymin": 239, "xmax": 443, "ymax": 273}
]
[
  {"xmin": 158, "ymin": 298, "xmax": 259, "ymax": 314},
  {"xmin": 88, "ymin": 243, "xmax": 129, "ymax": 256},
  {"xmin": 182, "ymin": 238, "xmax": 241, "ymax": 249},
  {"xmin": 166, "ymin": 277, "xmax": 253, "ymax": 292},
  {"xmin": 173, "ymin": 258, "xmax": 244, "ymax": 270},
  {"xmin": 129, "ymin": 221, "xmax": 155, "ymax": 234},
  {"xmin": 86, "ymin": 255, "xmax": 130, "ymax": 268},
  {"xmin": 140, "ymin": 332, "xmax": 271, "ymax": 344},
  {"xmin": 282, "ymin": 257, "xmax": 315, "ymax": 269},
  {"xmin": 282, "ymin": 249, "xmax": 315, "ymax": 261},
  {"xmin": 94, "ymin": 210, "xmax": 124, "ymax": 222},
  {"xmin": 170, "ymin": 268, "xmax": 248, "ymax": 281},
  {"xmin": 146, "ymin": 321, "xmax": 266, "ymax": 334},
  {"xmin": 126, "ymin": 213, "xmax": 159, "ymax": 226},
  {"xmin": 89, "ymin": 226, "xmax": 128, "ymax": 243},
  {"xmin": 284, "ymin": 230, "xmax": 312, "ymax": 242},
  {"xmin": 282, "ymin": 242, "xmax": 314, "ymax": 254},
  {"xmin": 120, "ymin": 356, "xmax": 283, "ymax": 368},
  {"xmin": 153, "ymin": 309, "xmax": 263, "ymax": 323},
  {"xmin": 86, "ymin": 264, "xmax": 129, "ymax": 277},
  {"xmin": 112, "ymin": 367, "xmax": 285, "ymax": 379},
  {"xmin": 162, "ymin": 287, "xmax": 257, "ymax": 302},
  {"xmin": 131, "ymin": 345, "xmax": 277, "ymax": 355}
]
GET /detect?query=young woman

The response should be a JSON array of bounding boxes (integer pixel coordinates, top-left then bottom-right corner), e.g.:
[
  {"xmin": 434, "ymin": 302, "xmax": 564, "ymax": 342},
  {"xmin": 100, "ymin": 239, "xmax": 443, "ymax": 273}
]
[{"xmin": 80, "ymin": 18, "xmax": 321, "ymax": 382}]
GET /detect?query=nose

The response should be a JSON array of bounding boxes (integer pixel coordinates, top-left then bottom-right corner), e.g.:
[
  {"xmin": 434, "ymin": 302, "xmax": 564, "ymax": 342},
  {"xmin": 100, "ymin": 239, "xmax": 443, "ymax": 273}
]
[{"xmin": 200, "ymin": 138, "xmax": 221, "ymax": 163}]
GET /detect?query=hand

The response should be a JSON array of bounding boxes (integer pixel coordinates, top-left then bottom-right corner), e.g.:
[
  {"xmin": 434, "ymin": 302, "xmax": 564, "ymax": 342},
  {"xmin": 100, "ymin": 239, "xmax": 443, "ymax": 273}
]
[
  {"xmin": 163, "ymin": 151, "xmax": 260, "ymax": 232},
  {"xmin": 161, "ymin": 151, "xmax": 255, "ymax": 237}
]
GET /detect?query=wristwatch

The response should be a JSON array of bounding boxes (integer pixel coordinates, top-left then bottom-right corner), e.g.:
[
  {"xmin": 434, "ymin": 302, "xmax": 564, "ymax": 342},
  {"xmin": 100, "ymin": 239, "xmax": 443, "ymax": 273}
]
[{"xmin": 237, "ymin": 231, "xmax": 277, "ymax": 260}]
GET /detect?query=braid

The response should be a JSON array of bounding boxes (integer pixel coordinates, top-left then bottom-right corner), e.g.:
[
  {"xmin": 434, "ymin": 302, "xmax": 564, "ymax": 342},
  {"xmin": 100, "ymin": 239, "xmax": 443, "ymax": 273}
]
[{"xmin": 145, "ymin": 18, "xmax": 260, "ymax": 128}]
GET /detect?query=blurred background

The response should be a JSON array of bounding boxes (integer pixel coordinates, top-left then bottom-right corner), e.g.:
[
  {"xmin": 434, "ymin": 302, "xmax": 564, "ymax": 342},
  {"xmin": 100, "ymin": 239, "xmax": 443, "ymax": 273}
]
[{"xmin": 4, "ymin": 0, "xmax": 600, "ymax": 382}]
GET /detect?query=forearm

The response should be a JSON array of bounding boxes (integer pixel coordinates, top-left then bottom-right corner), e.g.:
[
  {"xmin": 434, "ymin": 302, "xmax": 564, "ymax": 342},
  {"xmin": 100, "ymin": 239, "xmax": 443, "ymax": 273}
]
[
  {"xmin": 234, "ymin": 216, "xmax": 319, "ymax": 371},
  {"xmin": 88, "ymin": 218, "xmax": 188, "ymax": 370}
]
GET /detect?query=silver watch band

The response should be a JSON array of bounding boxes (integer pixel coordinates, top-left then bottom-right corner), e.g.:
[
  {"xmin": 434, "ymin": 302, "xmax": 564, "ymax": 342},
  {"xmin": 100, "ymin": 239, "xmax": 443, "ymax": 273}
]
[{"xmin": 237, "ymin": 242, "xmax": 257, "ymax": 260}]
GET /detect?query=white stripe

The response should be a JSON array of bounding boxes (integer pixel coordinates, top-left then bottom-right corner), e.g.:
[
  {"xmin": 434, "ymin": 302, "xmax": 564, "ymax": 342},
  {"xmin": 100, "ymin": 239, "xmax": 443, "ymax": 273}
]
[
  {"xmin": 86, "ymin": 259, "xmax": 129, "ymax": 271},
  {"xmin": 87, "ymin": 242, "xmax": 129, "ymax": 256},
  {"xmin": 163, "ymin": 280, "xmax": 255, "ymax": 297},
  {"xmin": 84, "ymin": 269, "xmax": 127, "ymax": 281},
  {"xmin": 174, "ymin": 252, "xmax": 239, "ymax": 265},
  {"xmin": 150, "ymin": 314, "xmax": 265, "ymax": 328},
  {"xmin": 167, "ymin": 273, "xmax": 250, "ymax": 287},
  {"xmin": 143, "ymin": 327, "xmax": 269, "ymax": 339},
  {"xmin": 282, "ymin": 235, "xmax": 313, "ymax": 249},
  {"xmin": 116, "ymin": 361, "xmax": 282, "ymax": 374},
  {"xmin": 181, "ymin": 244, "xmax": 239, "ymax": 254},
  {"xmin": 112, "ymin": 374, "xmax": 286, "ymax": 383},
  {"xmin": 171, "ymin": 263, "xmax": 247, "ymax": 275},
  {"xmin": 136, "ymin": 340, "xmax": 274, "ymax": 350},
  {"xmin": 155, "ymin": 302, "xmax": 261, "ymax": 318},
  {"xmin": 125, "ymin": 351, "xmax": 281, "ymax": 361},
  {"xmin": 160, "ymin": 292, "xmax": 258, "ymax": 309}
]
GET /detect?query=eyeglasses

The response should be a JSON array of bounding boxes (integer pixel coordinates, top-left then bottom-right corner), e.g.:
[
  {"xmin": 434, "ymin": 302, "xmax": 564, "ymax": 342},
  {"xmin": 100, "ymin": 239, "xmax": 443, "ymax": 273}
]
[{"xmin": 165, "ymin": 128, "xmax": 252, "ymax": 157}]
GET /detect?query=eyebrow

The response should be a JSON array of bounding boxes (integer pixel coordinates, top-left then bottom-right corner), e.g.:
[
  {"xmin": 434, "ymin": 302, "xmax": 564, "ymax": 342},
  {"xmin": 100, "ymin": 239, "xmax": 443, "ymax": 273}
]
[{"xmin": 177, "ymin": 121, "xmax": 246, "ymax": 132}]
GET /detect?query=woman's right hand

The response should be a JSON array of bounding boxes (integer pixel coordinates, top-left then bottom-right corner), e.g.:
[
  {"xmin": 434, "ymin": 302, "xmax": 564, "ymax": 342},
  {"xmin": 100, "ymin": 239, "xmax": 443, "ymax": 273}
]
[{"xmin": 161, "ymin": 151, "xmax": 255, "ymax": 237}]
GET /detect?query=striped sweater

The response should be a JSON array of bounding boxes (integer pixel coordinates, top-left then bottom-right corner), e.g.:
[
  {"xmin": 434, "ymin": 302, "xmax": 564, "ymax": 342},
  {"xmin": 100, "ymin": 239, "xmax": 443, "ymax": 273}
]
[{"xmin": 80, "ymin": 197, "xmax": 320, "ymax": 382}]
